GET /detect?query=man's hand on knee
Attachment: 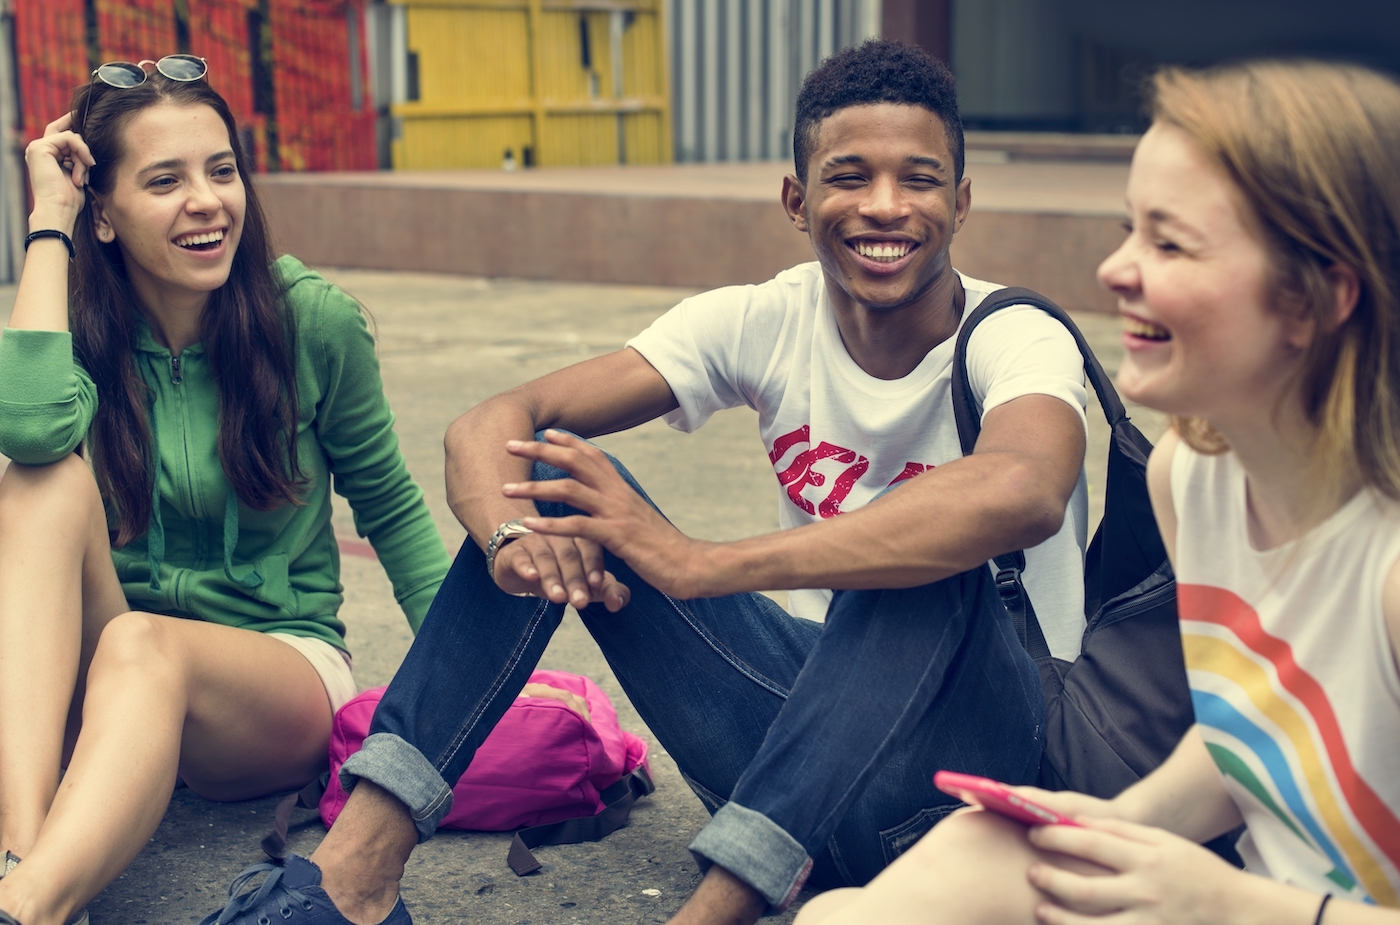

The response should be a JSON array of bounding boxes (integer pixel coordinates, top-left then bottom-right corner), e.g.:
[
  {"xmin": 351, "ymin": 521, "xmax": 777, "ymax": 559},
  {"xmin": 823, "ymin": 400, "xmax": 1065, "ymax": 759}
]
[
  {"xmin": 493, "ymin": 533, "xmax": 631, "ymax": 611},
  {"xmin": 502, "ymin": 430, "xmax": 712, "ymax": 600}
]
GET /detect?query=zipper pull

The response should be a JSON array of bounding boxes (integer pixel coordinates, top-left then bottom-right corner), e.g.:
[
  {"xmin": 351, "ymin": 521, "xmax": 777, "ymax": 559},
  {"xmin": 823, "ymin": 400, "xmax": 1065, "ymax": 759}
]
[{"xmin": 171, "ymin": 355, "xmax": 183, "ymax": 384}]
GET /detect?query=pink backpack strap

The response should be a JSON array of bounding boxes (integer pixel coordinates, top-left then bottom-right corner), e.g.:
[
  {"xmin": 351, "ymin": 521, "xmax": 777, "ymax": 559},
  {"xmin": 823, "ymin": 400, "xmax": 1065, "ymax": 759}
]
[{"xmin": 506, "ymin": 765, "xmax": 656, "ymax": 875}]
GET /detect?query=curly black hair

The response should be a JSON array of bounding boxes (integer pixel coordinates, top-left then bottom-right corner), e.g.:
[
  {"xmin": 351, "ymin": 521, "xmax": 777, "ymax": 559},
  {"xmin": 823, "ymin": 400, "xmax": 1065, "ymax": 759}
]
[{"xmin": 793, "ymin": 39, "xmax": 963, "ymax": 184}]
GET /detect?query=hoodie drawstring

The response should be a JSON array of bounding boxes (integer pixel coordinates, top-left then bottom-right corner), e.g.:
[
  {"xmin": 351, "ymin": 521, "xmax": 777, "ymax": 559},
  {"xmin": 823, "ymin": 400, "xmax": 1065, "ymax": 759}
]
[{"xmin": 223, "ymin": 488, "xmax": 264, "ymax": 590}]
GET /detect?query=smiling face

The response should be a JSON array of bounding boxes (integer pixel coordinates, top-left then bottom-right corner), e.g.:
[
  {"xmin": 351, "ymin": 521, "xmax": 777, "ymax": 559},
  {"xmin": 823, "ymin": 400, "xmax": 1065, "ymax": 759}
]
[
  {"xmin": 1098, "ymin": 122, "xmax": 1314, "ymax": 428},
  {"xmin": 90, "ymin": 102, "xmax": 245, "ymax": 311},
  {"xmin": 784, "ymin": 102, "xmax": 971, "ymax": 315}
]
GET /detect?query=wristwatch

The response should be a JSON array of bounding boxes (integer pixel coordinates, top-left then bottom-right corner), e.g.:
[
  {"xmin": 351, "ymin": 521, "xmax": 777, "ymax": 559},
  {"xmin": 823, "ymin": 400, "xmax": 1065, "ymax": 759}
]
[{"xmin": 485, "ymin": 519, "xmax": 534, "ymax": 582}]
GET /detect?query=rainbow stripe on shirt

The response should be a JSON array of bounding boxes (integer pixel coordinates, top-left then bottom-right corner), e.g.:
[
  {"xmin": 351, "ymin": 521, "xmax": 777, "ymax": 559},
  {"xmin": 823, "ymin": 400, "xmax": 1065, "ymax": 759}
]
[{"xmin": 1179, "ymin": 583, "xmax": 1400, "ymax": 906}]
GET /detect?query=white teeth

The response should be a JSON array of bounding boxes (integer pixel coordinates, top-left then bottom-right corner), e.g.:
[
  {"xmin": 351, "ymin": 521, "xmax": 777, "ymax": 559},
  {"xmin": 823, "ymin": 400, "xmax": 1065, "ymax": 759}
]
[
  {"xmin": 855, "ymin": 242, "xmax": 911, "ymax": 261},
  {"xmin": 175, "ymin": 230, "xmax": 224, "ymax": 248}
]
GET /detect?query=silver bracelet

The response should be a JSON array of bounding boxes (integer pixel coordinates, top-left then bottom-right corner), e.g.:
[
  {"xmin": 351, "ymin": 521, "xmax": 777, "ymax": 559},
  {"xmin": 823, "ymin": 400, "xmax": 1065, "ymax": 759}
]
[{"xmin": 485, "ymin": 519, "xmax": 534, "ymax": 589}]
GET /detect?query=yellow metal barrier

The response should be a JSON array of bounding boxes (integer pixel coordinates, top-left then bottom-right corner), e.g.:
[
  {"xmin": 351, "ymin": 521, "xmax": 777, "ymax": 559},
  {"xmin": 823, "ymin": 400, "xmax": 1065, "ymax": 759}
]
[{"xmin": 390, "ymin": 0, "xmax": 672, "ymax": 169}]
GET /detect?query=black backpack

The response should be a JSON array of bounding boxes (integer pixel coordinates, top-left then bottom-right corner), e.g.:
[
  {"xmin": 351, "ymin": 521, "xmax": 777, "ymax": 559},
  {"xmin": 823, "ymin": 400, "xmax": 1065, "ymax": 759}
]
[{"xmin": 950, "ymin": 287, "xmax": 1193, "ymax": 798}]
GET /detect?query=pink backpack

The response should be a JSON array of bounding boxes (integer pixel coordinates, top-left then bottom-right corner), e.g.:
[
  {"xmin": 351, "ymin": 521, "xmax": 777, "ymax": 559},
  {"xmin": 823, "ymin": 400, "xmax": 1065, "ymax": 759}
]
[{"xmin": 265, "ymin": 670, "xmax": 652, "ymax": 875}]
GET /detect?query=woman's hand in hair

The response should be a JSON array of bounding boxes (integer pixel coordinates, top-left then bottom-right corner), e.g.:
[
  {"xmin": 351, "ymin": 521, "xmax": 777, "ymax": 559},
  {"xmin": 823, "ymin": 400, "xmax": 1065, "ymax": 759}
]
[{"xmin": 25, "ymin": 112, "xmax": 96, "ymax": 235}]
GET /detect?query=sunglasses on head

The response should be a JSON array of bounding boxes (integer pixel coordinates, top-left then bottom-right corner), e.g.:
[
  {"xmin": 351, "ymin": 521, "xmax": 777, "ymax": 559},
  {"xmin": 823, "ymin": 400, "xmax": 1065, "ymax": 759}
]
[{"xmin": 79, "ymin": 54, "xmax": 208, "ymax": 133}]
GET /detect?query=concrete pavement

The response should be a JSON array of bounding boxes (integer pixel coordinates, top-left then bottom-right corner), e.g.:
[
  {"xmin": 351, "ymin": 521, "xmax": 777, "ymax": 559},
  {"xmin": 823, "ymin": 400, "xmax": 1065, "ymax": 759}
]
[{"xmin": 0, "ymin": 267, "xmax": 1164, "ymax": 924}]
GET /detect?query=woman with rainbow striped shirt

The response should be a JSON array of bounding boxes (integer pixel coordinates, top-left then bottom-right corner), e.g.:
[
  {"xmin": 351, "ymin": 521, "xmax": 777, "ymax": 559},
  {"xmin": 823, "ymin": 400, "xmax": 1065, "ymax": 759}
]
[{"xmin": 794, "ymin": 59, "xmax": 1400, "ymax": 925}]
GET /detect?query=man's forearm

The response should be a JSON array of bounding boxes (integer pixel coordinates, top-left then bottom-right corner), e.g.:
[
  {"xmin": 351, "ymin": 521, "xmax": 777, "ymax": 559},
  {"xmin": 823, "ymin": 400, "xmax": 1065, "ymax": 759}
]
[
  {"xmin": 446, "ymin": 349, "xmax": 681, "ymax": 552},
  {"xmin": 445, "ymin": 393, "xmax": 543, "ymax": 550},
  {"xmin": 687, "ymin": 449, "xmax": 1069, "ymax": 598}
]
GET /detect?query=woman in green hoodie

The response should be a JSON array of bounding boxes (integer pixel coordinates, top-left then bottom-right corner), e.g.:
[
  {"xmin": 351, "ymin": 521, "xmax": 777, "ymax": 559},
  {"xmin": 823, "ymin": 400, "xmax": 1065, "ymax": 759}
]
[{"xmin": 0, "ymin": 60, "xmax": 450, "ymax": 925}]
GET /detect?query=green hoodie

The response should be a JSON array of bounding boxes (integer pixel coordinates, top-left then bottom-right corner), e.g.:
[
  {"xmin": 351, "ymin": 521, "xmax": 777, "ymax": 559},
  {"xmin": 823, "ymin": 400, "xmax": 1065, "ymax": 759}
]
[{"xmin": 0, "ymin": 255, "xmax": 450, "ymax": 650}]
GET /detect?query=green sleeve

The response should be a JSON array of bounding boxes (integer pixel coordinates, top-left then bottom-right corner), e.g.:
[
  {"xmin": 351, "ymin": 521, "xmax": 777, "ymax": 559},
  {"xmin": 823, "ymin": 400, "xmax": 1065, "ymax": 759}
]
[
  {"xmin": 304, "ymin": 282, "xmax": 450, "ymax": 633},
  {"xmin": 0, "ymin": 329, "xmax": 98, "ymax": 464}
]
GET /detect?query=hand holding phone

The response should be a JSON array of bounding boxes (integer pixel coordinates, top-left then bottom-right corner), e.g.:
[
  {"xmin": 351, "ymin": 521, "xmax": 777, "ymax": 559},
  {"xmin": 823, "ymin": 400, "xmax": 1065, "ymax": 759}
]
[{"xmin": 933, "ymin": 771, "xmax": 1082, "ymax": 827}]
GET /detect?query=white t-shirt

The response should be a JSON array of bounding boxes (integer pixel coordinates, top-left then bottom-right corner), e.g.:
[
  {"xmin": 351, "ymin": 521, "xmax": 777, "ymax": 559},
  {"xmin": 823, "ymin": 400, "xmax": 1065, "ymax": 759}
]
[
  {"xmin": 627, "ymin": 263, "xmax": 1090, "ymax": 659},
  {"xmin": 1171, "ymin": 444, "xmax": 1400, "ymax": 904}
]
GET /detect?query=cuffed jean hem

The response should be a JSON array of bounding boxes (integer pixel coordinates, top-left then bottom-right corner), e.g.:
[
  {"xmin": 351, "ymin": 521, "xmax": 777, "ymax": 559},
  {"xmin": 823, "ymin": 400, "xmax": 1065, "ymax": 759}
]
[
  {"xmin": 688, "ymin": 802, "xmax": 814, "ymax": 913},
  {"xmin": 338, "ymin": 732, "xmax": 454, "ymax": 843}
]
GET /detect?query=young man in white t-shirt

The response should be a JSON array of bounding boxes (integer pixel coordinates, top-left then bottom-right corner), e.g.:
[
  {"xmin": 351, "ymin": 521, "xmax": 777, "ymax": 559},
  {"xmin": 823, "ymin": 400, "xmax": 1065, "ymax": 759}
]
[{"xmin": 203, "ymin": 39, "xmax": 1088, "ymax": 925}]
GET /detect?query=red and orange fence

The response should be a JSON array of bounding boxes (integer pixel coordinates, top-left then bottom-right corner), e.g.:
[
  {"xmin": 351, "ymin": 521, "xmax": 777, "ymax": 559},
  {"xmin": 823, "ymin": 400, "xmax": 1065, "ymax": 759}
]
[{"xmin": 12, "ymin": 0, "xmax": 376, "ymax": 172}]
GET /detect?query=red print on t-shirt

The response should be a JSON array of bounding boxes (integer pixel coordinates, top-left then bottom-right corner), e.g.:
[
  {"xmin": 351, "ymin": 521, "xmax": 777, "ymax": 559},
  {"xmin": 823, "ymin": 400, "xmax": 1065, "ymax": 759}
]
[
  {"xmin": 886, "ymin": 462, "xmax": 931, "ymax": 485},
  {"xmin": 768, "ymin": 426, "xmax": 933, "ymax": 518}
]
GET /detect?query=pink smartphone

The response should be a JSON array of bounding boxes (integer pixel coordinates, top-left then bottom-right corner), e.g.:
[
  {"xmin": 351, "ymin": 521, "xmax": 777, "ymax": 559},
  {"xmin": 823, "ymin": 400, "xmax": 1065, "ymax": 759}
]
[{"xmin": 933, "ymin": 771, "xmax": 1082, "ymax": 827}]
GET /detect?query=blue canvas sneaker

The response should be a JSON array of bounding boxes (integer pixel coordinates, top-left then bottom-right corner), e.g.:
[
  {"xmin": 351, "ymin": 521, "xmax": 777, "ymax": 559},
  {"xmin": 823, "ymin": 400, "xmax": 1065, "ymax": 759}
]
[{"xmin": 200, "ymin": 854, "xmax": 411, "ymax": 925}]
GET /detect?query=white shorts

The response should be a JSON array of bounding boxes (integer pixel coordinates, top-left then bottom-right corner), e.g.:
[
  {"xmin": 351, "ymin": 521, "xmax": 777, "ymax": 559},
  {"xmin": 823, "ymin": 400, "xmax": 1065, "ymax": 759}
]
[{"xmin": 269, "ymin": 633, "xmax": 358, "ymax": 713}]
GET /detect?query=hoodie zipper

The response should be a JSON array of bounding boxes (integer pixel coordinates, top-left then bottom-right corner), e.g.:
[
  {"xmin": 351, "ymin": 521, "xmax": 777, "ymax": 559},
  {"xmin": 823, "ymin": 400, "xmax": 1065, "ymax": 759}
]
[{"xmin": 168, "ymin": 351, "xmax": 208, "ymax": 589}]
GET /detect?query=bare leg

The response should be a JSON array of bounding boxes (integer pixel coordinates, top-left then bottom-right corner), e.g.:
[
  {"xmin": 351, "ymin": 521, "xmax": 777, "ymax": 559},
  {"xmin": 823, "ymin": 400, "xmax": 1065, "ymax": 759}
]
[
  {"xmin": 667, "ymin": 866, "xmax": 767, "ymax": 925},
  {"xmin": 0, "ymin": 456, "xmax": 128, "ymax": 858},
  {"xmin": 0, "ymin": 613, "xmax": 333, "ymax": 925},
  {"xmin": 306, "ymin": 777, "xmax": 768, "ymax": 925},
  {"xmin": 309, "ymin": 783, "xmax": 419, "ymax": 925},
  {"xmin": 792, "ymin": 809, "xmax": 1109, "ymax": 925},
  {"xmin": 792, "ymin": 889, "xmax": 862, "ymax": 924}
]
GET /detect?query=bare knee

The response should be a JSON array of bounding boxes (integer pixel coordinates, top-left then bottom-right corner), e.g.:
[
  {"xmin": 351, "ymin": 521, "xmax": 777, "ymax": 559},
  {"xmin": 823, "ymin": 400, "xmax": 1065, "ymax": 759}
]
[
  {"xmin": 88, "ymin": 612, "xmax": 185, "ymax": 691},
  {"xmin": 811, "ymin": 811, "xmax": 1045, "ymax": 925},
  {"xmin": 903, "ymin": 806, "xmax": 1034, "ymax": 864},
  {"xmin": 0, "ymin": 454, "xmax": 102, "ymax": 524},
  {"xmin": 794, "ymin": 888, "xmax": 862, "ymax": 925}
]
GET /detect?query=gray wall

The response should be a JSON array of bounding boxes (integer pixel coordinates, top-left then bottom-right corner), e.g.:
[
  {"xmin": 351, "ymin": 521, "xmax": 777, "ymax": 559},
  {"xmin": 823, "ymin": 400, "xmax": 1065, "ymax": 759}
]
[{"xmin": 952, "ymin": 0, "xmax": 1400, "ymax": 132}]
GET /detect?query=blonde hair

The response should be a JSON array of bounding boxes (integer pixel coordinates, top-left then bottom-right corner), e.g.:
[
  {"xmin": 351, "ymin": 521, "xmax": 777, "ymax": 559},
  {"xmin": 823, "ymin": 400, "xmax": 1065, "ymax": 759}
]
[{"xmin": 1150, "ymin": 61, "xmax": 1400, "ymax": 499}]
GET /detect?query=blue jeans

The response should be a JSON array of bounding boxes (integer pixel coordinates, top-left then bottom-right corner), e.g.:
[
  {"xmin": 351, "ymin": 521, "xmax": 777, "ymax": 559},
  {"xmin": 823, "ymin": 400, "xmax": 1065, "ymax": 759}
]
[{"xmin": 341, "ymin": 451, "xmax": 1044, "ymax": 912}]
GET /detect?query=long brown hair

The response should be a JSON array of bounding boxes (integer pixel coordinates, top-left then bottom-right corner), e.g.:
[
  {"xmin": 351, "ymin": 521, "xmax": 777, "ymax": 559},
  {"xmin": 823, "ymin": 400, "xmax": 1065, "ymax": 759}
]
[
  {"xmin": 1150, "ymin": 61, "xmax": 1400, "ymax": 499},
  {"xmin": 70, "ymin": 72, "xmax": 303, "ymax": 546}
]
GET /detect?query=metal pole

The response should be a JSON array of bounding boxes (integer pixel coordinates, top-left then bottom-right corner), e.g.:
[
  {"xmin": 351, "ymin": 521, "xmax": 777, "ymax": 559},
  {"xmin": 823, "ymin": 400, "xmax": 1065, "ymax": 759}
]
[
  {"xmin": 0, "ymin": 0, "xmax": 24, "ymax": 283},
  {"xmin": 746, "ymin": 0, "xmax": 761, "ymax": 159},
  {"xmin": 860, "ymin": 0, "xmax": 882, "ymax": 42},
  {"xmin": 796, "ymin": 2, "xmax": 813, "ymax": 88},
  {"xmin": 724, "ymin": 0, "xmax": 740, "ymax": 160},
  {"xmin": 702, "ymin": 0, "xmax": 719, "ymax": 161},
  {"xmin": 767, "ymin": 0, "xmax": 788, "ymax": 161},
  {"xmin": 678, "ymin": 0, "xmax": 697, "ymax": 161},
  {"xmin": 611, "ymin": 10, "xmax": 625, "ymax": 164},
  {"xmin": 817, "ymin": 0, "xmax": 835, "ymax": 60}
]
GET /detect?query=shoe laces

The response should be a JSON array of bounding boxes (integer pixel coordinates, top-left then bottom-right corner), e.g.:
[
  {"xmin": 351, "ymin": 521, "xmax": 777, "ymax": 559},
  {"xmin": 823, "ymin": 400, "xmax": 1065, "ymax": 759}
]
[{"xmin": 204, "ymin": 862, "xmax": 316, "ymax": 924}]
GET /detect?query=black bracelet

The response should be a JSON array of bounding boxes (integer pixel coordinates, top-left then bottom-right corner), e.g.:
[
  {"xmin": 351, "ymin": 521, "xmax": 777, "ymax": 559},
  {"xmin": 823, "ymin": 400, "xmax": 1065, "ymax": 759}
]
[
  {"xmin": 24, "ymin": 229, "xmax": 75, "ymax": 259},
  {"xmin": 1314, "ymin": 893, "xmax": 1332, "ymax": 925}
]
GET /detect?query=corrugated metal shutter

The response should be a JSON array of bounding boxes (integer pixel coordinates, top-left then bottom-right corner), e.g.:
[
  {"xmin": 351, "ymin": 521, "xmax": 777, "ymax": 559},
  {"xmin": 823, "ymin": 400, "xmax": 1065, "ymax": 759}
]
[{"xmin": 667, "ymin": 0, "xmax": 880, "ymax": 163}]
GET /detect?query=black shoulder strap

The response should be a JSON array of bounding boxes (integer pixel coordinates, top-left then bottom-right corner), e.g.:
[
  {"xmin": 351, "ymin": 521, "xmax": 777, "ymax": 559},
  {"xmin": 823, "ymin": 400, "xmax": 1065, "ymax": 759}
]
[
  {"xmin": 949, "ymin": 287, "xmax": 1124, "ymax": 662},
  {"xmin": 951, "ymin": 286, "xmax": 1126, "ymax": 455},
  {"xmin": 507, "ymin": 765, "xmax": 656, "ymax": 875}
]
